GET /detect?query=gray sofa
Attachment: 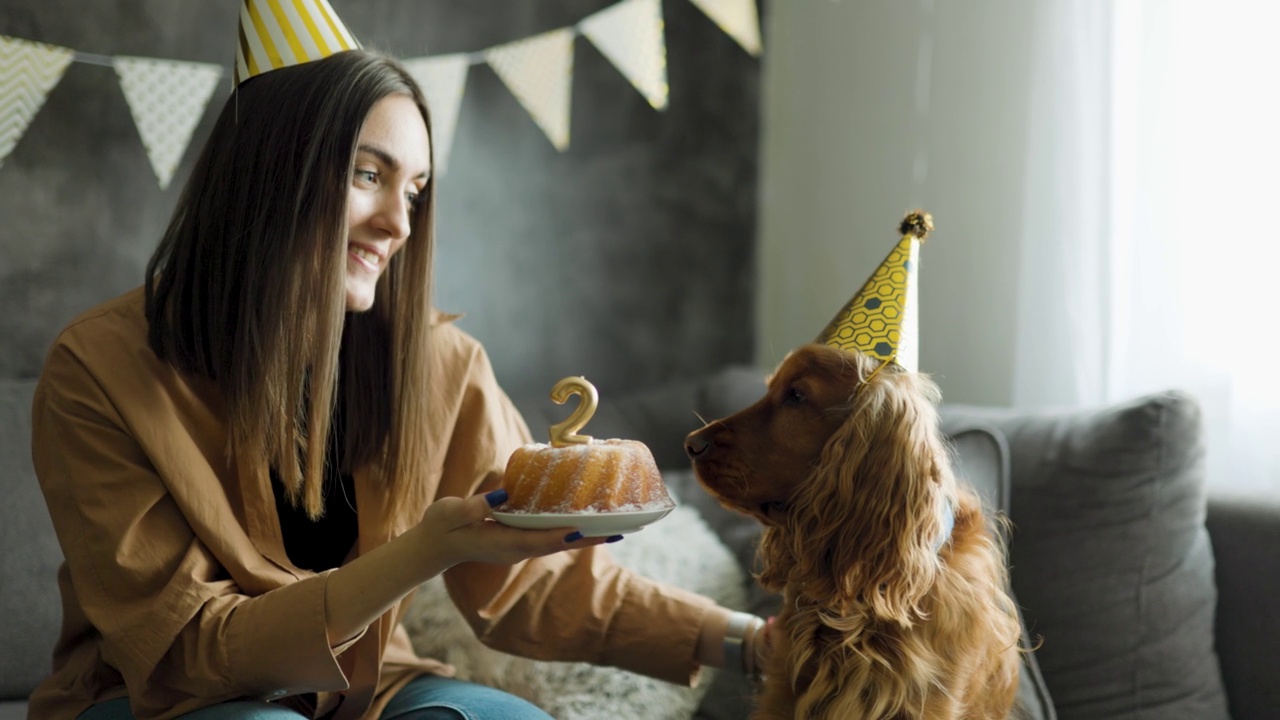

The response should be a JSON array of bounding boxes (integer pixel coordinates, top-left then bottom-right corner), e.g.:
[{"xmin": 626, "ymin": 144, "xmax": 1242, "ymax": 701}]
[{"xmin": 4, "ymin": 367, "xmax": 1279, "ymax": 719}]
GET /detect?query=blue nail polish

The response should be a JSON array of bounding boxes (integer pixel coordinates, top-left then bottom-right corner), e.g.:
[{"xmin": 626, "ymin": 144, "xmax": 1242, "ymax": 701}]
[
  {"xmin": 564, "ymin": 531, "xmax": 584, "ymax": 542},
  {"xmin": 485, "ymin": 489, "xmax": 508, "ymax": 507},
  {"xmin": 606, "ymin": 535, "xmax": 624, "ymax": 543}
]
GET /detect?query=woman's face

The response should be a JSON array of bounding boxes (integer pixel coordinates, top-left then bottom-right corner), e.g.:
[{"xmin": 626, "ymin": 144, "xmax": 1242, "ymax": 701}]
[{"xmin": 345, "ymin": 93, "xmax": 431, "ymax": 312}]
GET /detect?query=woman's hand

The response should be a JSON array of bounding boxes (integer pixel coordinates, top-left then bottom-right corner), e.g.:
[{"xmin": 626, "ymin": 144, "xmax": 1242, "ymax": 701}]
[
  {"xmin": 744, "ymin": 615, "xmax": 775, "ymax": 681},
  {"xmin": 414, "ymin": 489, "xmax": 608, "ymax": 570}
]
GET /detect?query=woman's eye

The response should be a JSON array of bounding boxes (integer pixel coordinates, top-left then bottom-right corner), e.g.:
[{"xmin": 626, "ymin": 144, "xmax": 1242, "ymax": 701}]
[
  {"xmin": 406, "ymin": 191, "xmax": 420, "ymax": 209},
  {"xmin": 354, "ymin": 168, "xmax": 378, "ymax": 184}
]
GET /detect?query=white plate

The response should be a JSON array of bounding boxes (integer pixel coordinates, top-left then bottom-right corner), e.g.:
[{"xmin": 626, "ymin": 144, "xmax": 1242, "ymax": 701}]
[{"xmin": 490, "ymin": 507, "xmax": 675, "ymax": 537}]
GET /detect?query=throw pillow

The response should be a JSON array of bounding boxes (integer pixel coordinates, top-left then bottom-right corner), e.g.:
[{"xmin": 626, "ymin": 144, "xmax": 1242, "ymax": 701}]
[{"xmin": 940, "ymin": 390, "xmax": 1230, "ymax": 720}]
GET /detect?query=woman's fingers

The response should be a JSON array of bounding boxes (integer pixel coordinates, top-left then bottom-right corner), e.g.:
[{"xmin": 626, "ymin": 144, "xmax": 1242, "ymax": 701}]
[
  {"xmin": 750, "ymin": 615, "xmax": 776, "ymax": 677},
  {"xmin": 422, "ymin": 492, "xmax": 614, "ymax": 565},
  {"xmin": 427, "ymin": 494, "xmax": 491, "ymax": 530},
  {"xmin": 482, "ymin": 523, "xmax": 610, "ymax": 559}
]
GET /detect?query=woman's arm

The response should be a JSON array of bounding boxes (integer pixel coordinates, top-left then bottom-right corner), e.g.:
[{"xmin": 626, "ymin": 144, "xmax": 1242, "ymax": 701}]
[
  {"xmin": 323, "ymin": 491, "xmax": 605, "ymax": 646},
  {"xmin": 425, "ymin": 328, "xmax": 766, "ymax": 684}
]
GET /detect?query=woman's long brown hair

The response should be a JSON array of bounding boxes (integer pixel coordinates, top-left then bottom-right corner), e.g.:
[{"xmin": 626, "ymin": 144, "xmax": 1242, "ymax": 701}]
[{"xmin": 145, "ymin": 50, "xmax": 435, "ymax": 524}]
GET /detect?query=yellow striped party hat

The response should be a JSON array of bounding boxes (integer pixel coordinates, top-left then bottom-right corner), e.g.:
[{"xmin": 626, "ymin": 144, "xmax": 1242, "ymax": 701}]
[
  {"xmin": 815, "ymin": 210, "xmax": 933, "ymax": 373},
  {"xmin": 234, "ymin": 0, "xmax": 360, "ymax": 87}
]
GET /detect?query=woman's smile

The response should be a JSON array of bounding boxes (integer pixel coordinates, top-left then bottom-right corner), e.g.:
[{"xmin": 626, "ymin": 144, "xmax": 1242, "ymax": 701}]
[{"xmin": 348, "ymin": 242, "xmax": 385, "ymax": 273}]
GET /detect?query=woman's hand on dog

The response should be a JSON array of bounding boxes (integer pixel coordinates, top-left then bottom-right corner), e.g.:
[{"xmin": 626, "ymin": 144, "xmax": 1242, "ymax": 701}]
[{"xmin": 745, "ymin": 615, "xmax": 775, "ymax": 680}]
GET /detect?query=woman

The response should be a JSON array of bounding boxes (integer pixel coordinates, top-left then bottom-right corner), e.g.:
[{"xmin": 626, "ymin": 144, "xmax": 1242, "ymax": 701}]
[{"xmin": 28, "ymin": 45, "xmax": 766, "ymax": 720}]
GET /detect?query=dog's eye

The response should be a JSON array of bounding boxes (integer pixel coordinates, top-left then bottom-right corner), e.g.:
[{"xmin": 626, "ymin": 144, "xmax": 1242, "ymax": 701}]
[{"xmin": 783, "ymin": 387, "xmax": 806, "ymax": 405}]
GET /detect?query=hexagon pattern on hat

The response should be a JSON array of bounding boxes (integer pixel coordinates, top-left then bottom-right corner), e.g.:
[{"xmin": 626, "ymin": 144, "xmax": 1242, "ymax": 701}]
[{"xmin": 816, "ymin": 229, "xmax": 922, "ymax": 373}]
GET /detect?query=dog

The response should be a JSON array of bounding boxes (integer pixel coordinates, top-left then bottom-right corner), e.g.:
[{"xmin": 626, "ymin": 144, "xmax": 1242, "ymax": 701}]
[{"xmin": 685, "ymin": 343, "xmax": 1022, "ymax": 719}]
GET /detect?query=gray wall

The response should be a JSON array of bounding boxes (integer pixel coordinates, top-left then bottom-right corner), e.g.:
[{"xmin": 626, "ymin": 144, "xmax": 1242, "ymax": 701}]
[
  {"xmin": 0, "ymin": 0, "xmax": 760, "ymax": 403},
  {"xmin": 757, "ymin": 0, "xmax": 1035, "ymax": 406}
]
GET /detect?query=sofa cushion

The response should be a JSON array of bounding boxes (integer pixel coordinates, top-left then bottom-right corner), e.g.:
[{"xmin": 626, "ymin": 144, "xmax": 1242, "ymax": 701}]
[
  {"xmin": 0, "ymin": 378, "xmax": 63, "ymax": 700},
  {"xmin": 941, "ymin": 391, "xmax": 1230, "ymax": 720},
  {"xmin": 944, "ymin": 423, "xmax": 1056, "ymax": 720}
]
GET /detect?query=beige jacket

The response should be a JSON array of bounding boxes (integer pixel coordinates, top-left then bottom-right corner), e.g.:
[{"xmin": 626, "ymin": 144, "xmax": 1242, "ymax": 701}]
[{"xmin": 28, "ymin": 287, "xmax": 714, "ymax": 720}]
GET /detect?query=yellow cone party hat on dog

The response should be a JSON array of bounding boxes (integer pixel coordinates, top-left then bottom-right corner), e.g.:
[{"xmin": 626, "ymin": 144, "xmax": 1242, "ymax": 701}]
[
  {"xmin": 234, "ymin": 0, "xmax": 360, "ymax": 87},
  {"xmin": 815, "ymin": 210, "xmax": 933, "ymax": 373}
]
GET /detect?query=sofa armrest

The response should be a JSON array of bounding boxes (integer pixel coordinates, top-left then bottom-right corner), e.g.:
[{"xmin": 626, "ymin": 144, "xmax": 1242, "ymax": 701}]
[{"xmin": 1205, "ymin": 493, "xmax": 1280, "ymax": 720}]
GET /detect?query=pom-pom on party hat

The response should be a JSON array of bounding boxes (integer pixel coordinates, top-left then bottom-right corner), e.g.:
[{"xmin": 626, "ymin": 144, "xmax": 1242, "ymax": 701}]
[
  {"xmin": 234, "ymin": 0, "xmax": 360, "ymax": 87},
  {"xmin": 815, "ymin": 210, "xmax": 933, "ymax": 373}
]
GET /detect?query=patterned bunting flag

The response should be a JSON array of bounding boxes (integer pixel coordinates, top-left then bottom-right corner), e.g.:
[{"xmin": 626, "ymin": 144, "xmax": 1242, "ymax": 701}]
[
  {"xmin": 580, "ymin": 0, "xmax": 669, "ymax": 110},
  {"xmin": 485, "ymin": 28, "xmax": 575, "ymax": 152},
  {"xmin": 402, "ymin": 54, "xmax": 470, "ymax": 177},
  {"xmin": 0, "ymin": 35, "xmax": 74, "ymax": 168},
  {"xmin": 688, "ymin": 0, "xmax": 762, "ymax": 57},
  {"xmin": 3, "ymin": 0, "xmax": 762, "ymax": 180},
  {"xmin": 114, "ymin": 56, "xmax": 223, "ymax": 189}
]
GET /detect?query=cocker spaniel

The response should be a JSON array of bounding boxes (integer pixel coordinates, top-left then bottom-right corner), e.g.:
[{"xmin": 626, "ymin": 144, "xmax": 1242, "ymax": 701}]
[{"xmin": 685, "ymin": 343, "xmax": 1022, "ymax": 719}]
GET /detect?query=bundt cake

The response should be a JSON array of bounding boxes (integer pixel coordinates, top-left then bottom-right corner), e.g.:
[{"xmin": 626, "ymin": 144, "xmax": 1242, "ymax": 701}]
[
  {"xmin": 502, "ymin": 438, "xmax": 672, "ymax": 514},
  {"xmin": 499, "ymin": 376, "xmax": 674, "ymax": 514}
]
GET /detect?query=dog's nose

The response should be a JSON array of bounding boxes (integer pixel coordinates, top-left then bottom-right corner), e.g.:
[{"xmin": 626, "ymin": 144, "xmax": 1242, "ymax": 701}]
[{"xmin": 685, "ymin": 431, "xmax": 711, "ymax": 460}]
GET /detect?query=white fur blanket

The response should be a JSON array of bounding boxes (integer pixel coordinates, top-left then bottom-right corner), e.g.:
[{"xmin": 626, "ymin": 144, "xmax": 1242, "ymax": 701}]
[{"xmin": 402, "ymin": 501, "xmax": 748, "ymax": 719}]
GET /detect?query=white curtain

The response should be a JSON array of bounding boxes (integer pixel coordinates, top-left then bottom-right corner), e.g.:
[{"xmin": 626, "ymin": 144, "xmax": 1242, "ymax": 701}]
[{"xmin": 1015, "ymin": 0, "xmax": 1280, "ymax": 496}]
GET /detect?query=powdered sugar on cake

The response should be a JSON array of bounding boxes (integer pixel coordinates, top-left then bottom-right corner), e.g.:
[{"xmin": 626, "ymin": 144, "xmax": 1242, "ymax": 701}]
[{"xmin": 500, "ymin": 439, "xmax": 675, "ymax": 514}]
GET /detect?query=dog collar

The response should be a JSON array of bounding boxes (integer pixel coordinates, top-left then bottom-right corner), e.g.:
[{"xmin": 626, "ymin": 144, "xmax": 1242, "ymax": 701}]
[{"xmin": 933, "ymin": 501, "xmax": 955, "ymax": 553}]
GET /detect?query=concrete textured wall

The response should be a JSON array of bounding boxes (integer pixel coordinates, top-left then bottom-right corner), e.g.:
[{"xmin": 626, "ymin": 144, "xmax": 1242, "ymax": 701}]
[{"xmin": 0, "ymin": 0, "xmax": 760, "ymax": 403}]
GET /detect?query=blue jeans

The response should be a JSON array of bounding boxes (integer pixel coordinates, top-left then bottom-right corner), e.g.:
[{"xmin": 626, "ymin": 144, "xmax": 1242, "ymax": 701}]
[{"xmin": 77, "ymin": 675, "xmax": 553, "ymax": 720}]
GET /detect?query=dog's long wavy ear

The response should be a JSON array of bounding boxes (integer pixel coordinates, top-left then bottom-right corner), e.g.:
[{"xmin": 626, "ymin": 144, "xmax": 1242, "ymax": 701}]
[
  {"xmin": 756, "ymin": 520, "xmax": 796, "ymax": 594},
  {"xmin": 781, "ymin": 371, "xmax": 950, "ymax": 624}
]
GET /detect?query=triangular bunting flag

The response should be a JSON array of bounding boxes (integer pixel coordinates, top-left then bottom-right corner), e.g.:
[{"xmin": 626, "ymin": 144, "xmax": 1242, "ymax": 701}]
[
  {"xmin": 688, "ymin": 0, "xmax": 762, "ymax": 57},
  {"xmin": 580, "ymin": 0, "xmax": 669, "ymax": 110},
  {"xmin": 402, "ymin": 54, "xmax": 470, "ymax": 177},
  {"xmin": 114, "ymin": 56, "xmax": 223, "ymax": 189},
  {"xmin": 485, "ymin": 28, "xmax": 575, "ymax": 152},
  {"xmin": 0, "ymin": 35, "xmax": 74, "ymax": 168}
]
